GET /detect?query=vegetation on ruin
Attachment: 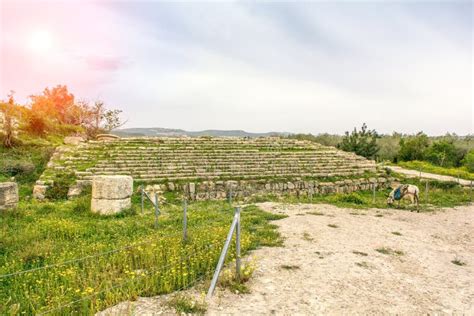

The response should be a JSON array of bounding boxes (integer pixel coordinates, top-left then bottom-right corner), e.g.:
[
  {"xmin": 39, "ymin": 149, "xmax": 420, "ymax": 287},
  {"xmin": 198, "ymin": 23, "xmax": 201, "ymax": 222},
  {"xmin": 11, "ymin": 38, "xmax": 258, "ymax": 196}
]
[{"xmin": 0, "ymin": 196, "xmax": 285, "ymax": 315}]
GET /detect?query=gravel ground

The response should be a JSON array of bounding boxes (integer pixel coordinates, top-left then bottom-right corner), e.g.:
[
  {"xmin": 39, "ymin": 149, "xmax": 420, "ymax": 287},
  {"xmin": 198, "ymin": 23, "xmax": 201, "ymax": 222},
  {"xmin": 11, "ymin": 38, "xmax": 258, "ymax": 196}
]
[{"xmin": 99, "ymin": 202, "xmax": 474, "ymax": 315}]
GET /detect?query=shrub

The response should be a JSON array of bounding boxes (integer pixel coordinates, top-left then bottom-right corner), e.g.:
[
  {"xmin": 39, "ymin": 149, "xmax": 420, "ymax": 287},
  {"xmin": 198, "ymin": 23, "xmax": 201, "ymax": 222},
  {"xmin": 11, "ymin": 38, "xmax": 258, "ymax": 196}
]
[
  {"xmin": 337, "ymin": 193, "xmax": 365, "ymax": 205},
  {"xmin": 45, "ymin": 172, "xmax": 75, "ymax": 200},
  {"xmin": 0, "ymin": 160, "xmax": 35, "ymax": 177},
  {"xmin": 26, "ymin": 112, "xmax": 50, "ymax": 136},
  {"xmin": 463, "ymin": 150, "xmax": 474, "ymax": 173},
  {"xmin": 398, "ymin": 133, "xmax": 429, "ymax": 161}
]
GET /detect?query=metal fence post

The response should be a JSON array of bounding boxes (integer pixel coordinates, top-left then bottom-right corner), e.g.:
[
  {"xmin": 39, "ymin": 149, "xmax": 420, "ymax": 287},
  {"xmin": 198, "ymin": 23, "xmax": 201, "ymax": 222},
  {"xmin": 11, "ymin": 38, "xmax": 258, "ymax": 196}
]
[
  {"xmin": 228, "ymin": 187, "xmax": 233, "ymax": 204},
  {"xmin": 207, "ymin": 212, "xmax": 239, "ymax": 299},
  {"xmin": 471, "ymin": 181, "xmax": 473, "ymax": 201},
  {"xmin": 425, "ymin": 180, "xmax": 429, "ymax": 204},
  {"xmin": 372, "ymin": 183, "xmax": 376, "ymax": 204},
  {"xmin": 235, "ymin": 206, "xmax": 241, "ymax": 282},
  {"xmin": 141, "ymin": 185, "xmax": 144, "ymax": 213},
  {"xmin": 154, "ymin": 192, "xmax": 159, "ymax": 229},
  {"xmin": 183, "ymin": 199, "xmax": 188, "ymax": 242}
]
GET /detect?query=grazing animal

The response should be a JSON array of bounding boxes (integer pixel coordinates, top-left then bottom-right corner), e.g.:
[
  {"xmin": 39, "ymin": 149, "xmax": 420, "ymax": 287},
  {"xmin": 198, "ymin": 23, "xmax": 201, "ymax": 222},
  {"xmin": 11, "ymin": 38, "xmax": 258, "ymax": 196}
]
[{"xmin": 387, "ymin": 184, "xmax": 420, "ymax": 207}]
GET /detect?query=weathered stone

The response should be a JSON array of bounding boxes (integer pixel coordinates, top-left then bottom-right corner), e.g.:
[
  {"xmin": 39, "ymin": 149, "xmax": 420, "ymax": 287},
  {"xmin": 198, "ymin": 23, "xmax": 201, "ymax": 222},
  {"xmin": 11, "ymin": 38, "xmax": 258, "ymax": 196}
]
[
  {"xmin": 96, "ymin": 134, "xmax": 120, "ymax": 141},
  {"xmin": 67, "ymin": 180, "xmax": 91, "ymax": 200},
  {"xmin": 33, "ymin": 184, "xmax": 48, "ymax": 200},
  {"xmin": 64, "ymin": 136, "xmax": 85, "ymax": 146},
  {"xmin": 287, "ymin": 182, "xmax": 295, "ymax": 190},
  {"xmin": 91, "ymin": 198, "xmax": 131, "ymax": 215},
  {"xmin": 92, "ymin": 175, "xmax": 133, "ymax": 200},
  {"xmin": 168, "ymin": 182, "xmax": 175, "ymax": 191},
  {"xmin": 91, "ymin": 175, "xmax": 133, "ymax": 215},
  {"xmin": 189, "ymin": 183, "xmax": 195, "ymax": 193},
  {"xmin": 0, "ymin": 182, "xmax": 18, "ymax": 210}
]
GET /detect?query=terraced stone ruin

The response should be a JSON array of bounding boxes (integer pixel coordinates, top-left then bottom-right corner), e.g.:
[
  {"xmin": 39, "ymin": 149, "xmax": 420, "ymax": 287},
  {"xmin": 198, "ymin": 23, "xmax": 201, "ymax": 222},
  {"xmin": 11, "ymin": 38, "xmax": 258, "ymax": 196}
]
[{"xmin": 34, "ymin": 137, "xmax": 391, "ymax": 200}]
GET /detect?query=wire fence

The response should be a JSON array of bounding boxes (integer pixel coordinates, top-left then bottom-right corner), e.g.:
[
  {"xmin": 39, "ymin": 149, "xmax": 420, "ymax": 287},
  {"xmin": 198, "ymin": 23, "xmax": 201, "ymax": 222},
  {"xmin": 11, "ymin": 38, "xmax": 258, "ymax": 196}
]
[
  {"xmin": 1, "ymin": 198, "xmax": 242, "ymax": 315},
  {"xmin": 37, "ymin": 243, "xmax": 216, "ymax": 315},
  {"xmin": 0, "ymin": 205, "xmax": 236, "ymax": 279}
]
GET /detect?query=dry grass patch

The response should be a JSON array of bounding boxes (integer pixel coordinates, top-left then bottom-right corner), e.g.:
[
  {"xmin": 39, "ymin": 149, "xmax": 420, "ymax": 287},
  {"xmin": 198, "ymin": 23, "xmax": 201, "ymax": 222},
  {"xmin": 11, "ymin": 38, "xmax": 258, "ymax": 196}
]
[
  {"xmin": 375, "ymin": 247, "xmax": 404, "ymax": 256},
  {"xmin": 327, "ymin": 224, "xmax": 339, "ymax": 228},
  {"xmin": 352, "ymin": 250, "xmax": 368, "ymax": 256}
]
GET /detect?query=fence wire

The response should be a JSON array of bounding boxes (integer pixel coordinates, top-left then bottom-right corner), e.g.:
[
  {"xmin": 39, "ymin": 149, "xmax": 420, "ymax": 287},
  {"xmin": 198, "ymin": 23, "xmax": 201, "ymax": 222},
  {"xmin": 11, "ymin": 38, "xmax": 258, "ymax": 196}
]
[
  {"xmin": 0, "ymin": 210, "xmax": 235, "ymax": 279},
  {"xmin": 37, "ymin": 243, "xmax": 217, "ymax": 315}
]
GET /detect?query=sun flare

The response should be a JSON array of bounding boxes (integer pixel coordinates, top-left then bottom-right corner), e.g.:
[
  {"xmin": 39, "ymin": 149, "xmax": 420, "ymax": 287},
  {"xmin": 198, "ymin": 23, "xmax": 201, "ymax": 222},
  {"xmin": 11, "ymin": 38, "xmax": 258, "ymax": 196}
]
[{"xmin": 28, "ymin": 30, "xmax": 53, "ymax": 54}]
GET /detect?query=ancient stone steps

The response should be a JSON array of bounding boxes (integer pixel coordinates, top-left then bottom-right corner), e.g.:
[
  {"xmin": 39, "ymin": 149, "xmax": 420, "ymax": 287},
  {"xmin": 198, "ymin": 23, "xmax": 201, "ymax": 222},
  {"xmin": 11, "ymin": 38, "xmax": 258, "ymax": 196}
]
[{"xmin": 36, "ymin": 137, "xmax": 377, "ymax": 186}]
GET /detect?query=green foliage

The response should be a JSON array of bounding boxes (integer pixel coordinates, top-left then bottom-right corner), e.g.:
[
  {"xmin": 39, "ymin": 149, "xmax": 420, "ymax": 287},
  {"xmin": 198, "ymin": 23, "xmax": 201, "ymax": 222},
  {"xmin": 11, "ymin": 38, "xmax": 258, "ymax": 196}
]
[
  {"xmin": 425, "ymin": 140, "xmax": 465, "ymax": 167},
  {"xmin": 44, "ymin": 172, "xmax": 76, "ymax": 200},
  {"xmin": 0, "ymin": 160, "xmax": 35, "ymax": 177},
  {"xmin": 0, "ymin": 142, "xmax": 53, "ymax": 188},
  {"xmin": 376, "ymin": 133, "xmax": 402, "ymax": 162},
  {"xmin": 336, "ymin": 192, "xmax": 364, "ymax": 204},
  {"xmin": 397, "ymin": 160, "xmax": 474, "ymax": 181},
  {"xmin": 398, "ymin": 132, "xmax": 430, "ymax": 161},
  {"xmin": 338, "ymin": 123, "xmax": 379, "ymax": 159},
  {"xmin": 463, "ymin": 150, "xmax": 474, "ymax": 173}
]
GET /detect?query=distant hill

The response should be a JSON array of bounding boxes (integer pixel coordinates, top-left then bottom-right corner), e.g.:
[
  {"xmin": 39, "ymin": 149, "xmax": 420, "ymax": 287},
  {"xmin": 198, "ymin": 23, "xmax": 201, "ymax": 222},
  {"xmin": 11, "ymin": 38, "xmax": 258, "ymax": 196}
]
[{"xmin": 111, "ymin": 127, "xmax": 288, "ymax": 138}]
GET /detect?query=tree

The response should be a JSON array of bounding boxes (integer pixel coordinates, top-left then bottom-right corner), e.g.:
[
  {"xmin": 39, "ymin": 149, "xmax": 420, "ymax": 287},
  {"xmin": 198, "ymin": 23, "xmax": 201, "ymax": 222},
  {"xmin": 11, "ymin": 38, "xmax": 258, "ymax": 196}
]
[
  {"xmin": 82, "ymin": 101, "xmax": 123, "ymax": 137},
  {"xmin": 463, "ymin": 150, "xmax": 474, "ymax": 173},
  {"xmin": 397, "ymin": 132, "xmax": 429, "ymax": 162},
  {"xmin": 338, "ymin": 123, "xmax": 379, "ymax": 159},
  {"xmin": 425, "ymin": 140, "xmax": 465, "ymax": 167},
  {"xmin": 30, "ymin": 85, "xmax": 75, "ymax": 124}
]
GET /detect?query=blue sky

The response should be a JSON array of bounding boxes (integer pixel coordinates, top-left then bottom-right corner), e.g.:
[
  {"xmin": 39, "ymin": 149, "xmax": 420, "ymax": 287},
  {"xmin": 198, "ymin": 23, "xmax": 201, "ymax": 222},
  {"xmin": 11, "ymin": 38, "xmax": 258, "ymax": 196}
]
[{"xmin": 1, "ymin": 1, "xmax": 472, "ymax": 135}]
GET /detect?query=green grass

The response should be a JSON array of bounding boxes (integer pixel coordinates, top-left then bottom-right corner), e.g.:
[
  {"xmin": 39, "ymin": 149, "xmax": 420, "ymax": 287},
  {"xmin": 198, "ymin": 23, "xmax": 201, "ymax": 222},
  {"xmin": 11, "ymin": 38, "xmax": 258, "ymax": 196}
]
[
  {"xmin": 397, "ymin": 160, "xmax": 474, "ymax": 181},
  {"xmin": 0, "ymin": 194, "xmax": 284, "ymax": 315},
  {"xmin": 167, "ymin": 294, "xmax": 207, "ymax": 314},
  {"xmin": 248, "ymin": 173, "xmax": 472, "ymax": 212}
]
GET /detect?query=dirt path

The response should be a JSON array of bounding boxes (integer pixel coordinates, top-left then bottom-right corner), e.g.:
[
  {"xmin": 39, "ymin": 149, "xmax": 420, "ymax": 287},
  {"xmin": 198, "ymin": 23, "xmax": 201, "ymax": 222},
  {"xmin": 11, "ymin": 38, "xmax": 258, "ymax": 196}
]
[
  {"xmin": 100, "ymin": 203, "xmax": 473, "ymax": 315},
  {"xmin": 205, "ymin": 203, "xmax": 474, "ymax": 315},
  {"xmin": 387, "ymin": 165, "xmax": 472, "ymax": 186}
]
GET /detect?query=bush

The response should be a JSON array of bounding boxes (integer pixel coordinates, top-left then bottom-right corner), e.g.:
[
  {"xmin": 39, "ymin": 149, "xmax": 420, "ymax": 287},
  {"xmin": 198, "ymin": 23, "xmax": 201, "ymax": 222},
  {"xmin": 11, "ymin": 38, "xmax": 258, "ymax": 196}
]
[
  {"xmin": 26, "ymin": 112, "xmax": 50, "ymax": 136},
  {"xmin": 0, "ymin": 160, "xmax": 35, "ymax": 177},
  {"xmin": 398, "ymin": 133, "xmax": 429, "ymax": 161},
  {"xmin": 337, "ymin": 193, "xmax": 365, "ymax": 205},
  {"xmin": 45, "ymin": 172, "xmax": 75, "ymax": 200},
  {"xmin": 463, "ymin": 150, "xmax": 474, "ymax": 173}
]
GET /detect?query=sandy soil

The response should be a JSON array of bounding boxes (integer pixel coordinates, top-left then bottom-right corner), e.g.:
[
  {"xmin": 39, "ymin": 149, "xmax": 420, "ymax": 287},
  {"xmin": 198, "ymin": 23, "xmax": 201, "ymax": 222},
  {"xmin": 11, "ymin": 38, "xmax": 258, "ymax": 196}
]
[{"xmin": 100, "ymin": 203, "xmax": 474, "ymax": 315}]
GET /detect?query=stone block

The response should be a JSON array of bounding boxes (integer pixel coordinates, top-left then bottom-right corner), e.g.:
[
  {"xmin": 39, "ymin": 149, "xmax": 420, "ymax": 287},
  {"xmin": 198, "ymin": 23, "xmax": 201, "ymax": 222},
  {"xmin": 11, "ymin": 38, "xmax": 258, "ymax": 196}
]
[
  {"xmin": 92, "ymin": 175, "xmax": 133, "ymax": 200},
  {"xmin": 91, "ymin": 198, "xmax": 131, "ymax": 215},
  {"xmin": 91, "ymin": 175, "xmax": 133, "ymax": 215},
  {"xmin": 64, "ymin": 136, "xmax": 85, "ymax": 146},
  {"xmin": 33, "ymin": 184, "xmax": 48, "ymax": 200},
  {"xmin": 0, "ymin": 182, "xmax": 18, "ymax": 210}
]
